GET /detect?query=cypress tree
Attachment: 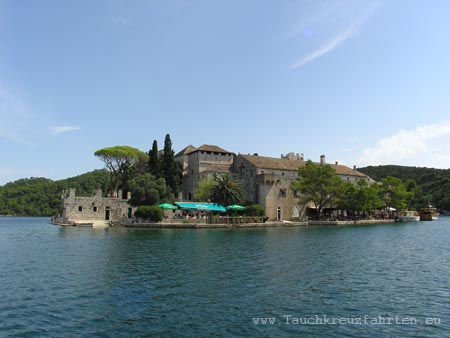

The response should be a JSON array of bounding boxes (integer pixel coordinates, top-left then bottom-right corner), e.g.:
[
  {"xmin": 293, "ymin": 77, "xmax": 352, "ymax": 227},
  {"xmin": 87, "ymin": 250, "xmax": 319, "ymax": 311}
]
[
  {"xmin": 148, "ymin": 140, "xmax": 160, "ymax": 177},
  {"xmin": 161, "ymin": 134, "xmax": 181, "ymax": 194}
]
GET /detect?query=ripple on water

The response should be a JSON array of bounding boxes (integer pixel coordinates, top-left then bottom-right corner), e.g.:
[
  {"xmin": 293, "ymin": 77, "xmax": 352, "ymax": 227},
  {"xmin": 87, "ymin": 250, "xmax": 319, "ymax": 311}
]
[{"xmin": 1, "ymin": 218, "xmax": 450, "ymax": 337}]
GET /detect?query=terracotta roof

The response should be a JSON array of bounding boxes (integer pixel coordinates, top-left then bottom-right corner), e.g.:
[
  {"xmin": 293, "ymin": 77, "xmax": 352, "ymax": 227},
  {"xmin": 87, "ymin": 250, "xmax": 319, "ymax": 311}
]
[
  {"xmin": 239, "ymin": 154, "xmax": 303, "ymax": 171},
  {"xmin": 239, "ymin": 154, "xmax": 368, "ymax": 178},
  {"xmin": 200, "ymin": 164, "xmax": 232, "ymax": 173},
  {"xmin": 332, "ymin": 164, "xmax": 368, "ymax": 177},
  {"xmin": 186, "ymin": 144, "xmax": 232, "ymax": 155},
  {"xmin": 175, "ymin": 145, "xmax": 197, "ymax": 157}
]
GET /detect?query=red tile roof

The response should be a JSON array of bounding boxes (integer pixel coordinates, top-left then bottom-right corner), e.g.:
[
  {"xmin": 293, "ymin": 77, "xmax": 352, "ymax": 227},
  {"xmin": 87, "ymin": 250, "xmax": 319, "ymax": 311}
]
[{"xmin": 239, "ymin": 154, "xmax": 368, "ymax": 178}]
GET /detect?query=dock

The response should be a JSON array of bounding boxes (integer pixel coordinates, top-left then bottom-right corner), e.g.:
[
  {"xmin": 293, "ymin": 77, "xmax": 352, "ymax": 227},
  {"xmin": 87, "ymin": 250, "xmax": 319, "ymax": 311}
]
[{"xmin": 124, "ymin": 219, "xmax": 395, "ymax": 229}]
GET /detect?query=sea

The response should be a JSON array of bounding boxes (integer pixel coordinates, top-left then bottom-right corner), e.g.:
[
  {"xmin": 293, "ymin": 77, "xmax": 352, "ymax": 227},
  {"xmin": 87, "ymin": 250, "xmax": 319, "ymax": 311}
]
[{"xmin": 1, "ymin": 216, "xmax": 449, "ymax": 337}]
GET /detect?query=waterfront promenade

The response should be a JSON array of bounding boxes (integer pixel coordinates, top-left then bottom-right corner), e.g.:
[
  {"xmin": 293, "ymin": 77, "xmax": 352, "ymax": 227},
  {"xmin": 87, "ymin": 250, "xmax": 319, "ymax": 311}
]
[{"xmin": 124, "ymin": 219, "xmax": 395, "ymax": 229}]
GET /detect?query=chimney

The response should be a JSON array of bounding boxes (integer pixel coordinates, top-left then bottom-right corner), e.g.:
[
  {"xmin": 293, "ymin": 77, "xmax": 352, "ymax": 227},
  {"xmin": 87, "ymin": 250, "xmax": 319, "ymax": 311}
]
[
  {"xmin": 335, "ymin": 161, "xmax": 338, "ymax": 165},
  {"xmin": 300, "ymin": 153, "xmax": 304, "ymax": 161},
  {"xmin": 320, "ymin": 155, "xmax": 325, "ymax": 165},
  {"xmin": 353, "ymin": 165, "xmax": 356, "ymax": 170}
]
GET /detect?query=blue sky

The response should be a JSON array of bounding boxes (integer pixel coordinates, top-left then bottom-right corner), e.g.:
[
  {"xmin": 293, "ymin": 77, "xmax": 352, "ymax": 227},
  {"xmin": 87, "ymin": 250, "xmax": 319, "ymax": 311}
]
[{"xmin": 1, "ymin": 0, "xmax": 450, "ymax": 185}]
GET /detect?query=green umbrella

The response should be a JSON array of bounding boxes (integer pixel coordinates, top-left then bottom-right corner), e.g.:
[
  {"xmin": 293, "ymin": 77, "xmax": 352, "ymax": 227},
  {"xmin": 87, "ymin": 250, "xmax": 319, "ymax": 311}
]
[
  {"xmin": 226, "ymin": 204, "xmax": 246, "ymax": 211},
  {"xmin": 158, "ymin": 203, "xmax": 178, "ymax": 210}
]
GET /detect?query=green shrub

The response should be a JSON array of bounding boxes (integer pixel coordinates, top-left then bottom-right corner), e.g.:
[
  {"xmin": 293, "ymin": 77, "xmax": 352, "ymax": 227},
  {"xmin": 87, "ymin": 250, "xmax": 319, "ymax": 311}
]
[
  {"xmin": 244, "ymin": 204, "xmax": 265, "ymax": 216},
  {"xmin": 134, "ymin": 205, "xmax": 163, "ymax": 222}
]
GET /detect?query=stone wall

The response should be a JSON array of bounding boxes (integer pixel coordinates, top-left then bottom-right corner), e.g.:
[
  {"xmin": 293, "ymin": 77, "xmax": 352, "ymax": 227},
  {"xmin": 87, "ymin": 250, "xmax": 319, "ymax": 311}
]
[
  {"xmin": 231, "ymin": 157, "xmax": 304, "ymax": 221},
  {"xmin": 231, "ymin": 156, "xmax": 259, "ymax": 202},
  {"xmin": 232, "ymin": 154, "xmax": 376, "ymax": 222},
  {"xmin": 258, "ymin": 173, "xmax": 303, "ymax": 221},
  {"xmin": 178, "ymin": 150, "xmax": 234, "ymax": 200},
  {"xmin": 61, "ymin": 189, "xmax": 132, "ymax": 224}
]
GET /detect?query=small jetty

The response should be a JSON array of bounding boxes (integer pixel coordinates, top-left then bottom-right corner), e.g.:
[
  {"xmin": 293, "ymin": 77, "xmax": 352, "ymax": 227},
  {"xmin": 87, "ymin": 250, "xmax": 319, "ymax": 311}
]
[
  {"xmin": 51, "ymin": 221, "xmax": 94, "ymax": 227},
  {"xmin": 50, "ymin": 218, "xmax": 108, "ymax": 227}
]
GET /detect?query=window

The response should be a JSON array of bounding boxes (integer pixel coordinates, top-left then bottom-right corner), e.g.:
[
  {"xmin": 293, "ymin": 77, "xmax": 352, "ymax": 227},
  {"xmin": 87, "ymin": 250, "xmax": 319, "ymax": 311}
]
[
  {"xmin": 78, "ymin": 206, "xmax": 83, "ymax": 212},
  {"xmin": 293, "ymin": 190, "xmax": 298, "ymax": 198},
  {"xmin": 280, "ymin": 189, "xmax": 286, "ymax": 198},
  {"xmin": 93, "ymin": 206, "xmax": 98, "ymax": 212}
]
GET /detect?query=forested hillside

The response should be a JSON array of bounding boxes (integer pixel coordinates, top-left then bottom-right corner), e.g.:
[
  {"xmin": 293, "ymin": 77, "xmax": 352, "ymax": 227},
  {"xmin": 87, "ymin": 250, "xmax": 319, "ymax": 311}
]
[
  {"xmin": 0, "ymin": 170, "xmax": 109, "ymax": 216},
  {"xmin": 3, "ymin": 164, "xmax": 450, "ymax": 216},
  {"xmin": 359, "ymin": 165, "xmax": 450, "ymax": 211},
  {"xmin": 0, "ymin": 134, "xmax": 181, "ymax": 217}
]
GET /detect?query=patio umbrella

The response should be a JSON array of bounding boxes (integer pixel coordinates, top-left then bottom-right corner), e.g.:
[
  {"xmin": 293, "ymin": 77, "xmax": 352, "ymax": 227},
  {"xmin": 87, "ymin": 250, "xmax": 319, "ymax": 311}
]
[
  {"xmin": 158, "ymin": 203, "xmax": 178, "ymax": 210},
  {"xmin": 175, "ymin": 202, "xmax": 227, "ymax": 212},
  {"xmin": 226, "ymin": 204, "xmax": 246, "ymax": 211}
]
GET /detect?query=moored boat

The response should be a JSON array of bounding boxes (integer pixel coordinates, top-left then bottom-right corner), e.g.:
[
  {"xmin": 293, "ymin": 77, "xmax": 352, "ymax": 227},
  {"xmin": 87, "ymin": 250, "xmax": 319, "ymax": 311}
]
[
  {"xmin": 420, "ymin": 205, "xmax": 439, "ymax": 221},
  {"xmin": 399, "ymin": 211, "xmax": 420, "ymax": 222}
]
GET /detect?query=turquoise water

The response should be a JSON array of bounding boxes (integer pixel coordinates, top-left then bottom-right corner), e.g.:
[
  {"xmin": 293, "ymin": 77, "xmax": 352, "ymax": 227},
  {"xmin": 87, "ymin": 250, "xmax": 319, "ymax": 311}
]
[{"xmin": 1, "ymin": 217, "xmax": 449, "ymax": 337}]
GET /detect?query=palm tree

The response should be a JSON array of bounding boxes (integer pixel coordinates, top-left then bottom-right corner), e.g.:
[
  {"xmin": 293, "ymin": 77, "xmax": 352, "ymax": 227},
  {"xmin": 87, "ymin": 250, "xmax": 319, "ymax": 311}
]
[{"xmin": 210, "ymin": 173, "xmax": 244, "ymax": 206}]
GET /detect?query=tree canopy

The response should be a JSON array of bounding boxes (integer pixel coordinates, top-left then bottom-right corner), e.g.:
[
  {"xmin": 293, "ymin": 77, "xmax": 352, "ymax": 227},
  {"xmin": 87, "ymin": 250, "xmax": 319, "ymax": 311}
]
[
  {"xmin": 292, "ymin": 162, "xmax": 416, "ymax": 219},
  {"xmin": 194, "ymin": 178, "xmax": 215, "ymax": 202},
  {"xmin": 0, "ymin": 134, "xmax": 184, "ymax": 215},
  {"xmin": 292, "ymin": 161, "xmax": 343, "ymax": 219},
  {"xmin": 94, "ymin": 145, "xmax": 148, "ymax": 194},
  {"xmin": 379, "ymin": 176, "xmax": 409, "ymax": 211},
  {"xmin": 0, "ymin": 170, "xmax": 109, "ymax": 216},
  {"xmin": 134, "ymin": 205, "xmax": 163, "ymax": 222},
  {"xmin": 210, "ymin": 173, "xmax": 244, "ymax": 206},
  {"xmin": 359, "ymin": 165, "xmax": 450, "ymax": 210},
  {"xmin": 127, "ymin": 173, "xmax": 169, "ymax": 207}
]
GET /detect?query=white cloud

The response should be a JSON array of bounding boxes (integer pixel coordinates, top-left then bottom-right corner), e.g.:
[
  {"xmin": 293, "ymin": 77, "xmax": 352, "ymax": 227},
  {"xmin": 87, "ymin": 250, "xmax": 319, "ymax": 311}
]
[
  {"xmin": 50, "ymin": 125, "xmax": 81, "ymax": 135},
  {"xmin": 285, "ymin": 0, "xmax": 347, "ymax": 40},
  {"xmin": 291, "ymin": 31, "xmax": 351, "ymax": 69},
  {"xmin": 290, "ymin": 0, "xmax": 382, "ymax": 70},
  {"xmin": 355, "ymin": 121, "xmax": 450, "ymax": 168}
]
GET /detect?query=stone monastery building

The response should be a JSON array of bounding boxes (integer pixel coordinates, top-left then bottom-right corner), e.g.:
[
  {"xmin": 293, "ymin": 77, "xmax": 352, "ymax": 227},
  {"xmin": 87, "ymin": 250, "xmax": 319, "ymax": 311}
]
[{"xmin": 175, "ymin": 144, "xmax": 373, "ymax": 221}]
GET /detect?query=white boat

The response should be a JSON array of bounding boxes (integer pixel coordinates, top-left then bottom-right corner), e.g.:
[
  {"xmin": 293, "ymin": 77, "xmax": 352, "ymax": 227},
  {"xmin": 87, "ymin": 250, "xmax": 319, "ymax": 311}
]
[{"xmin": 399, "ymin": 211, "xmax": 420, "ymax": 222}]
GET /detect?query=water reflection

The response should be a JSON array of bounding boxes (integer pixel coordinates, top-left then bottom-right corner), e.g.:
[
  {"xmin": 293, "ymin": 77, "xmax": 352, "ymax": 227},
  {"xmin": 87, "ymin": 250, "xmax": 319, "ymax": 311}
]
[{"xmin": 1, "ymin": 218, "xmax": 450, "ymax": 337}]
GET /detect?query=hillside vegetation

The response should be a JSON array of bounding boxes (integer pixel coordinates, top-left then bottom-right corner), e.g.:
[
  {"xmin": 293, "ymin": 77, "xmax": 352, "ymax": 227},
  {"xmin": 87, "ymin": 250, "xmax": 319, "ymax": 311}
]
[
  {"xmin": 2, "ymin": 164, "xmax": 450, "ymax": 216},
  {"xmin": 358, "ymin": 165, "xmax": 450, "ymax": 211},
  {"xmin": 0, "ymin": 170, "xmax": 109, "ymax": 216}
]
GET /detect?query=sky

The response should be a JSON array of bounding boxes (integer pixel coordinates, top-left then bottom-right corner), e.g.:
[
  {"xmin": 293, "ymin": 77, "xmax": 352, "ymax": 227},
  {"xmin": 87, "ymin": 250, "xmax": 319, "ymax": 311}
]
[{"xmin": 1, "ymin": 0, "xmax": 450, "ymax": 185}]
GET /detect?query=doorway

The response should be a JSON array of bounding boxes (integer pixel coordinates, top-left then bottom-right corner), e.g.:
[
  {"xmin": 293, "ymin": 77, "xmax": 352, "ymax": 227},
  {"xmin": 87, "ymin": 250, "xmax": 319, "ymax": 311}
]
[
  {"xmin": 277, "ymin": 207, "xmax": 281, "ymax": 221},
  {"xmin": 105, "ymin": 207, "xmax": 111, "ymax": 220}
]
